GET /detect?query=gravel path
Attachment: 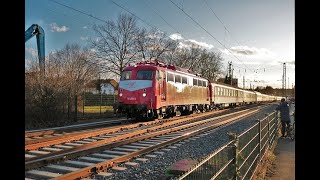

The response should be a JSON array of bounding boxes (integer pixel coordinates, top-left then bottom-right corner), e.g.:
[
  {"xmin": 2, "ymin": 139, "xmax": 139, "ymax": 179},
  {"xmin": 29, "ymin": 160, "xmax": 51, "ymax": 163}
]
[{"xmin": 89, "ymin": 104, "xmax": 278, "ymax": 180}]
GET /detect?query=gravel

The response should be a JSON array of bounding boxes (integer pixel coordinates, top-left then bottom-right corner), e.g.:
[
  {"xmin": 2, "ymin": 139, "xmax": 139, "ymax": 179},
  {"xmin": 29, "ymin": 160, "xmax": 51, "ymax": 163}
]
[{"xmin": 89, "ymin": 104, "xmax": 278, "ymax": 180}]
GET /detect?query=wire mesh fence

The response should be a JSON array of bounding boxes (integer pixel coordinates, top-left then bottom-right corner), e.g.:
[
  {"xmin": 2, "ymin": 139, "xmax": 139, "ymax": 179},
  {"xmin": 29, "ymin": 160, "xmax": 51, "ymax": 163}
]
[
  {"xmin": 179, "ymin": 111, "xmax": 280, "ymax": 180},
  {"xmin": 76, "ymin": 92, "xmax": 119, "ymax": 120}
]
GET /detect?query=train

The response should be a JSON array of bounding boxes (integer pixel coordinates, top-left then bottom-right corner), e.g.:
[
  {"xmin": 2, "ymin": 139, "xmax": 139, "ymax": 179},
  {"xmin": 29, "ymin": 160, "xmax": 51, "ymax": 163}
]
[{"xmin": 117, "ymin": 60, "xmax": 282, "ymax": 120}]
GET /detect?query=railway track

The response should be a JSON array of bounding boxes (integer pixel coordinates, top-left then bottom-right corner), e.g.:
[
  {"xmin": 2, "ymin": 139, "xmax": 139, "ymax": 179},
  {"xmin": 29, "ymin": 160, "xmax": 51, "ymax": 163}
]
[
  {"xmin": 25, "ymin": 104, "xmax": 268, "ymax": 179},
  {"xmin": 25, "ymin": 105, "xmax": 257, "ymax": 156},
  {"xmin": 25, "ymin": 118, "xmax": 128, "ymax": 139}
]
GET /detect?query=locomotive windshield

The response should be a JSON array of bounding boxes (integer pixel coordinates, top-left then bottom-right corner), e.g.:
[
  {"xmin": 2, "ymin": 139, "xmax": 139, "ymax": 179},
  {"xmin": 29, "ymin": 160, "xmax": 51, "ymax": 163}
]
[
  {"xmin": 120, "ymin": 71, "xmax": 132, "ymax": 80},
  {"xmin": 136, "ymin": 70, "xmax": 154, "ymax": 80}
]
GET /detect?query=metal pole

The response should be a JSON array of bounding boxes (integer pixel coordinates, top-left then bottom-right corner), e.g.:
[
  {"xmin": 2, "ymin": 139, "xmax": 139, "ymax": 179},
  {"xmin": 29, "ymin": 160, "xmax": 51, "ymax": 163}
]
[
  {"xmin": 100, "ymin": 89, "xmax": 102, "ymax": 116},
  {"xmin": 74, "ymin": 95, "xmax": 78, "ymax": 122},
  {"xmin": 228, "ymin": 132, "xmax": 239, "ymax": 180},
  {"xmin": 267, "ymin": 115, "xmax": 271, "ymax": 145},
  {"xmin": 83, "ymin": 91, "xmax": 85, "ymax": 117},
  {"xmin": 256, "ymin": 119, "xmax": 261, "ymax": 160}
]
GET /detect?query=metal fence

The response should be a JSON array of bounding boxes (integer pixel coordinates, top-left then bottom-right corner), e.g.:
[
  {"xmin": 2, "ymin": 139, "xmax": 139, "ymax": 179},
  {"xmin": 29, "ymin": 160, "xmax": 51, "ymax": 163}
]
[
  {"xmin": 76, "ymin": 92, "xmax": 118, "ymax": 120},
  {"xmin": 179, "ymin": 111, "xmax": 280, "ymax": 180}
]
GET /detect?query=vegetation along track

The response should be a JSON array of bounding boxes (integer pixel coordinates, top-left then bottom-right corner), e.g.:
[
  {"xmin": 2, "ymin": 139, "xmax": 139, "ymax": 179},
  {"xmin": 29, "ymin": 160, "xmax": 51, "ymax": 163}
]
[{"xmin": 25, "ymin": 104, "xmax": 268, "ymax": 179}]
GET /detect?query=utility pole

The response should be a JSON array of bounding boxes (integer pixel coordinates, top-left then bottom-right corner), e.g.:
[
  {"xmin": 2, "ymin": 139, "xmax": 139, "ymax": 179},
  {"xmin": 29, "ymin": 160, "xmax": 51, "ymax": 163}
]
[
  {"xmin": 282, "ymin": 63, "xmax": 286, "ymax": 97},
  {"xmin": 224, "ymin": 61, "xmax": 233, "ymax": 86},
  {"xmin": 288, "ymin": 77, "xmax": 289, "ymax": 96},
  {"xmin": 243, "ymin": 76, "xmax": 245, "ymax": 89}
]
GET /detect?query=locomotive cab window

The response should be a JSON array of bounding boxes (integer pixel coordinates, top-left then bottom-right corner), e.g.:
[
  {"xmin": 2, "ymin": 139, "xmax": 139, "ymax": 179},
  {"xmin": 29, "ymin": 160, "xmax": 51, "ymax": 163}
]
[
  {"xmin": 136, "ymin": 70, "xmax": 154, "ymax": 80},
  {"xmin": 120, "ymin": 71, "xmax": 132, "ymax": 80}
]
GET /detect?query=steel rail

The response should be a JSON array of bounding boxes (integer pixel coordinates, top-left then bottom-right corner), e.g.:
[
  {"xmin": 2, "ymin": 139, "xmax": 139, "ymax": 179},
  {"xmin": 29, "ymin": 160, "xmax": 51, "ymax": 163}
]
[
  {"xmin": 25, "ymin": 107, "xmax": 240, "ymax": 150},
  {"xmin": 51, "ymin": 108, "xmax": 260, "ymax": 180},
  {"xmin": 26, "ymin": 107, "xmax": 261, "ymax": 171}
]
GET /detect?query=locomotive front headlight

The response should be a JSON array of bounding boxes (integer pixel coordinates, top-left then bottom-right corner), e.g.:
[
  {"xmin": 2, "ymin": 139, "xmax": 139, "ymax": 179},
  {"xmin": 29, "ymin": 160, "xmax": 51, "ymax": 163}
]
[
  {"xmin": 119, "ymin": 93, "xmax": 123, "ymax": 97},
  {"xmin": 142, "ymin": 93, "xmax": 146, "ymax": 97}
]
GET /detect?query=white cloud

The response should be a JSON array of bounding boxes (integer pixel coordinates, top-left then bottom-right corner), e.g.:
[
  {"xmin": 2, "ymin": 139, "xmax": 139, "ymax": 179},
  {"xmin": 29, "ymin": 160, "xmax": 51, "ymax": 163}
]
[
  {"xmin": 80, "ymin": 36, "xmax": 88, "ymax": 41},
  {"xmin": 50, "ymin": 23, "xmax": 70, "ymax": 32},
  {"xmin": 169, "ymin": 33, "xmax": 184, "ymax": 40},
  {"xmin": 186, "ymin": 39, "xmax": 214, "ymax": 49},
  {"xmin": 178, "ymin": 39, "xmax": 214, "ymax": 49},
  {"xmin": 220, "ymin": 46, "xmax": 275, "ymax": 57},
  {"xmin": 83, "ymin": 26, "xmax": 88, "ymax": 29}
]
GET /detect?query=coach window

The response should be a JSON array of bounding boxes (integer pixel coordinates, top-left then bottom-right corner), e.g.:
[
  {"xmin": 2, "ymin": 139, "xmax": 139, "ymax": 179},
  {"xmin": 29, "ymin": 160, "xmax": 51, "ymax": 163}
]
[
  {"xmin": 120, "ymin": 71, "xmax": 132, "ymax": 80},
  {"xmin": 167, "ymin": 73, "xmax": 174, "ymax": 82},
  {"xmin": 182, "ymin": 76, "xmax": 187, "ymax": 84},
  {"xmin": 202, "ymin": 80, "xmax": 205, "ymax": 87},
  {"xmin": 193, "ymin": 78, "xmax": 198, "ymax": 86},
  {"xmin": 136, "ymin": 70, "xmax": 154, "ymax": 80},
  {"xmin": 175, "ymin": 75, "xmax": 181, "ymax": 83},
  {"xmin": 203, "ymin": 81, "xmax": 207, "ymax": 87}
]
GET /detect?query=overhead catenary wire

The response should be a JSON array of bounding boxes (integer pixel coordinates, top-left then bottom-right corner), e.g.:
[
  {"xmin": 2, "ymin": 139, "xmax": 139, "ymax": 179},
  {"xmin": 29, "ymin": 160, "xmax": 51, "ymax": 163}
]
[
  {"xmin": 202, "ymin": 0, "xmax": 288, "ymax": 76},
  {"xmin": 48, "ymin": 0, "xmax": 109, "ymax": 24},
  {"xmin": 169, "ymin": 0, "xmax": 255, "ymax": 73},
  {"xmin": 143, "ymin": 0, "xmax": 180, "ymax": 33}
]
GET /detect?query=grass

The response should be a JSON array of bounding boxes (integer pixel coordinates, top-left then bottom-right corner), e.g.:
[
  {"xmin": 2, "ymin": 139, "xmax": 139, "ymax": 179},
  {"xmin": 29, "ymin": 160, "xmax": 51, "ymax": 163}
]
[
  {"xmin": 79, "ymin": 106, "xmax": 114, "ymax": 113},
  {"xmin": 251, "ymin": 140, "xmax": 278, "ymax": 180}
]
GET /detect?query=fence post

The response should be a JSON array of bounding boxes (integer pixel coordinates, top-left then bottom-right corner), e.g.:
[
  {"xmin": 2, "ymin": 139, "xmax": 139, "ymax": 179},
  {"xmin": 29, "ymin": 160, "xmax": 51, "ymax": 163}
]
[
  {"xmin": 274, "ymin": 111, "xmax": 280, "ymax": 145},
  {"xmin": 67, "ymin": 95, "xmax": 70, "ymax": 120},
  {"xmin": 266, "ymin": 113, "xmax": 270, "ymax": 146},
  {"xmin": 100, "ymin": 90, "xmax": 102, "ymax": 116},
  {"xmin": 256, "ymin": 119, "xmax": 261, "ymax": 160},
  {"xmin": 74, "ymin": 95, "xmax": 78, "ymax": 122},
  {"xmin": 228, "ymin": 132, "xmax": 239, "ymax": 180},
  {"xmin": 82, "ymin": 91, "xmax": 85, "ymax": 117}
]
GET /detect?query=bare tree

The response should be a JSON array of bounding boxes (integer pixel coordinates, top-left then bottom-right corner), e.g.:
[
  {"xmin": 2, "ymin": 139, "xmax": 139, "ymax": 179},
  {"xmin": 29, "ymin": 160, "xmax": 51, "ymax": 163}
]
[
  {"xmin": 135, "ymin": 28, "xmax": 178, "ymax": 60},
  {"xmin": 49, "ymin": 43, "xmax": 99, "ymax": 96},
  {"xmin": 196, "ymin": 51, "xmax": 224, "ymax": 81},
  {"xmin": 91, "ymin": 13, "xmax": 139, "ymax": 78},
  {"xmin": 164, "ymin": 44, "xmax": 223, "ymax": 81},
  {"xmin": 25, "ymin": 43, "xmax": 99, "ymax": 129}
]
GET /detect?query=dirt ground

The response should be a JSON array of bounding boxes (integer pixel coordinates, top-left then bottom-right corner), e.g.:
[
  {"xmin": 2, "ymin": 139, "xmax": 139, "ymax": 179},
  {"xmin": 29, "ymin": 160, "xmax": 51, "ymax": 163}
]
[
  {"xmin": 252, "ymin": 137, "xmax": 295, "ymax": 180},
  {"xmin": 265, "ymin": 138, "xmax": 295, "ymax": 180}
]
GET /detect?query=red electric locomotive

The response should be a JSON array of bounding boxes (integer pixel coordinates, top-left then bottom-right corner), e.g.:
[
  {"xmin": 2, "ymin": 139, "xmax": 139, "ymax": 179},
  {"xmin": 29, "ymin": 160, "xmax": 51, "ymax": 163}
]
[{"xmin": 117, "ymin": 60, "xmax": 211, "ymax": 120}]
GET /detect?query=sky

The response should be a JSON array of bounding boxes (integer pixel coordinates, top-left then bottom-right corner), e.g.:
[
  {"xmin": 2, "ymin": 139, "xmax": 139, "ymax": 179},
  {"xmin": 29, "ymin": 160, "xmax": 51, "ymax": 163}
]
[{"xmin": 25, "ymin": 0, "xmax": 295, "ymax": 89}]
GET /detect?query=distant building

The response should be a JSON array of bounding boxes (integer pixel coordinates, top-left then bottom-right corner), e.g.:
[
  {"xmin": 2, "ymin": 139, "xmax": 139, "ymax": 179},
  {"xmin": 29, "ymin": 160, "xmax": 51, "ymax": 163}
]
[{"xmin": 85, "ymin": 79, "xmax": 118, "ymax": 95}]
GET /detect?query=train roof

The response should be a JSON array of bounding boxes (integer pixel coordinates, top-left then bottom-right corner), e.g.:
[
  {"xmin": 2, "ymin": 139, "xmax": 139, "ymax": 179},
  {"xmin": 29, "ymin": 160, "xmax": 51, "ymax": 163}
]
[
  {"xmin": 210, "ymin": 80, "xmax": 254, "ymax": 92},
  {"xmin": 127, "ymin": 59, "xmax": 205, "ymax": 78}
]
